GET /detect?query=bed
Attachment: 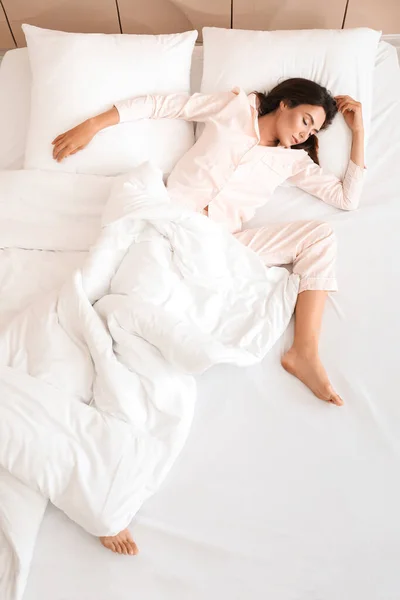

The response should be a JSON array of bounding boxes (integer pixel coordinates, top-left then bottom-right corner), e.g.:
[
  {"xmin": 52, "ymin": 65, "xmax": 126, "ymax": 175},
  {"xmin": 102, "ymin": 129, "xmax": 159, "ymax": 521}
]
[{"xmin": 1, "ymin": 40, "xmax": 400, "ymax": 600}]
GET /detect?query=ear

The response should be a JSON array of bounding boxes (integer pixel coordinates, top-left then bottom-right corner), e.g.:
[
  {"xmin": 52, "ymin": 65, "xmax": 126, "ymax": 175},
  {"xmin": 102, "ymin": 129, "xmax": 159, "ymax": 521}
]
[{"xmin": 279, "ymin": 100, "xmax": 287, "ymax": 111}]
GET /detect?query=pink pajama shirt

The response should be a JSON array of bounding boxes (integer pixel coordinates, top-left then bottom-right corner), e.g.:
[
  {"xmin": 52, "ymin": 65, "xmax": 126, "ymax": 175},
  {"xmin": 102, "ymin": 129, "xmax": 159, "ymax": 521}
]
[{"xmin": 115, "ymin": 88, "xmax": 365, "ymax": 292}]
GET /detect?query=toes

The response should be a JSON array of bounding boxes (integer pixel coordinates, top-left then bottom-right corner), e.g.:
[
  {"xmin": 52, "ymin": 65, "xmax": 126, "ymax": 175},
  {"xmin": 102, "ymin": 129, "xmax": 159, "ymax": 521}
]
[
  {"xmin": 121, "ymin": 542, "xmax": 128, "ymax": 555},
  {"xmin": 100, "ymin": 531, "xmax": 138, "ymax": 556},
  {"xmin": 119, "ymin": 542, "xmax": 127, "ymax": 555},
  {"xmin": 121, "ymin": 543, "xmax": 128, "ymax": 555},
  {"xmin": 115, "ymin": 542, "xmax": 123, "ymax": 554},
  {"xmin": 329, "ymin": 393, "xmax": 344, "ymax": 406},
  {"xmin": 100, "ymin": 538, "xmax": 117, "ymax": 553},
  {"xmin": 128, "ymin": 541, "xmax": 139, "ymax": 555},
  {"xmin": 122, "ymin": 530, "xmax": 139, "ymax": 555}
]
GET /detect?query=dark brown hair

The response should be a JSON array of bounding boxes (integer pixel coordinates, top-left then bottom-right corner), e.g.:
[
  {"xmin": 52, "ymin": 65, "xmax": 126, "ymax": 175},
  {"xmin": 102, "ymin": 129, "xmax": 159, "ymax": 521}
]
[{"xmin": 255, "ymin": 78, "xmax": 338, "ymax": 164}]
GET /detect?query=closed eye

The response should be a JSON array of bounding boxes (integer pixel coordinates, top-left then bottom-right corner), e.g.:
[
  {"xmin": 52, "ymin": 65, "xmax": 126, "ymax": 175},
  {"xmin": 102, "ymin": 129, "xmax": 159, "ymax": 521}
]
[
  {"xmin": 303, "ymin": 118, "xmax": 318, "ymax": 136},
  {"xmin": 305, "ymin": 112, "xmax": 320, "ymax": 134}
]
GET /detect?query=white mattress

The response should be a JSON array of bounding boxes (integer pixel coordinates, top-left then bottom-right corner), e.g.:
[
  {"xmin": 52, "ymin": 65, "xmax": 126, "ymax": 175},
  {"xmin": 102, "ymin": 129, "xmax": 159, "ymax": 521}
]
[{"xmin": 1, "ymin": 44, "xmax": 400, "ymax": 600}]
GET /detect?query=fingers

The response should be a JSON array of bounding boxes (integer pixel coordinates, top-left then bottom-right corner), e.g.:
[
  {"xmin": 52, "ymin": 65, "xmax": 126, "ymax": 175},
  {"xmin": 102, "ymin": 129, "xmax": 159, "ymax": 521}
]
[
  {"xmin": 54, "ymin": 144, "xmax": 75, "ymax": 162},
  {"xmin": 335, "ymin": 96, "xmax": 362, "ymax": 112},
  {"xmin": 69, "ymin": 146, "xmax": 83, "ymax": 156},
  {"xmin": 339, "ymin": 103, "xmax": 357, "ymax": 114},
  {"xmin": 53, "ymin": 141, "xmax": 65, "ymax": 160},
  {"xmin": 53, "ymin": 142, "xmax": 83, "ymax": 162},
  {"xmin": 52, "ymin": 128, "xmax": 75, "ymax": 159},
  {"xmin": 336, "ymin": 97, "xmax": 359, "ymax": 107},
  {"xmin": 57, "ymin": 146, "xmax": 73, "ymax": 162},
  {"xmin": 53, "ymin": 134, "xmax": 69, "ymax": 158},
  {"xmin": 53, "ymin": 142, "xmax": 67, "ymax": 161},
  {"xmin": 336, "ymin": 100, "xmax": 361, "ymax": 116},
  {"xmin": 53, "ymin": 141, "xmax": 69, "ymax": 161},
  {"xmin": 337, "ymin": 99, "xmax": 360, "ymax": 109},
  {"xmin": 51, "ymin": 133, "xmax": 66, "ymax": 145}
]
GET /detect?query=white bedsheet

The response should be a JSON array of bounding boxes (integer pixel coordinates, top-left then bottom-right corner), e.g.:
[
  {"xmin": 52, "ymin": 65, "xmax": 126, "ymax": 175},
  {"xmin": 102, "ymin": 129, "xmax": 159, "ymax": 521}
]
[
  {"xmin": 1, "ymin": 42, "xmax": 400, "ymax": 600},
  {"xmin": 0, "ymin": 163, "xmax": 299, "ymax": 600}
]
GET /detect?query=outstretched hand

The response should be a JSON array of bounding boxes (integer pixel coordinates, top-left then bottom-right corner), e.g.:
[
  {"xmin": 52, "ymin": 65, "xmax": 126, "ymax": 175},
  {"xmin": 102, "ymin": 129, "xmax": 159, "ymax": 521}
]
[
  {"xmin": 334, "ymin": 95, "xmax": 364, "ymax": 134},
  {"xmin": 52, "ymin": 120, "xmax": 97, "ymax": 162}
]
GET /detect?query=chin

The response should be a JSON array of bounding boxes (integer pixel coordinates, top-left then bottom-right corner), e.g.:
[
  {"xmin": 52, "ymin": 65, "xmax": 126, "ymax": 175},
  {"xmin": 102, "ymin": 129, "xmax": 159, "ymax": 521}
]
[
  {"xmin": 283, "ymin": 135, "xmax": 294, "ymax": 148},
  {"xmin": 277, "ymin": 133, "xmax": 292, "ymax": 148}
]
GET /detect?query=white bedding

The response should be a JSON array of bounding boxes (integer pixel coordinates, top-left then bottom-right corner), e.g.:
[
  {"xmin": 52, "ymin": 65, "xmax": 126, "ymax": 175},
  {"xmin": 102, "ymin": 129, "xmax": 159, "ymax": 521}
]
[
  {"xmin": 1, "ymin": 42, "xmax": 400, "ymax": 600},
  {"xmin": 0, "ymin": 45, "xmax": 205, "ymax": 171},
  {"xmin": 0, "ymin": 163, "xmax": 298, "ymax": 599}
]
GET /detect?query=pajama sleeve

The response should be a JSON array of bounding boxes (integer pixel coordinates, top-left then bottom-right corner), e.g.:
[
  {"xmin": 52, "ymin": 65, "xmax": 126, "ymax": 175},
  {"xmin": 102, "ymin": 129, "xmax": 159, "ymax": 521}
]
[
  {"xmin": 114, "ymin": 91, "xmax": 237, "ymax": 124},
  {"xmin": 287, "ymin": 156, "xmax": 366, "ymax": 211}
]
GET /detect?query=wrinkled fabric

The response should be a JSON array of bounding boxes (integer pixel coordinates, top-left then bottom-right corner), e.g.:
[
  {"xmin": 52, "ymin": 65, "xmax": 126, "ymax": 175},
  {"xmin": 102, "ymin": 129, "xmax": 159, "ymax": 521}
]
[
  {"xmin": 235, "ymin": 220, "xmax": 337, "ymax": 292},
  {"xmin": 0, "ymin": 163, "xmax": 299, "ymax": 600},
  {"xmin": 115, "ymin": 88, "xmax": 365, "ymax": 234}
]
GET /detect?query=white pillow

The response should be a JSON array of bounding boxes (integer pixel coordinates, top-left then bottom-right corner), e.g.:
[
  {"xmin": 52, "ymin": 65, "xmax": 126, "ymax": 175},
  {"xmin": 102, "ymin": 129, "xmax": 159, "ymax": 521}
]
[
  {"xmin": 0, "ymin": 45, "xmax": 206, "ymax": 172},
  {"xmin": 0, "ymin": 48, "xmax": 31, "ymax": 170},
  {"xmin": 201, "ymin": 27, "xmax": 381, "ymax": 177},
  {"xmin": 22, "ymin": 24, "xmax": 198, "ymax": 177}
]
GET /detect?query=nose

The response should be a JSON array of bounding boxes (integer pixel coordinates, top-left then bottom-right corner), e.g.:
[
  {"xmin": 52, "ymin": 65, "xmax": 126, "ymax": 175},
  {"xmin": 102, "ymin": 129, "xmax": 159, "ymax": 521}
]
[{"xmin": 299, "ymin": 124, "xmax": 312, "ymax": 141}]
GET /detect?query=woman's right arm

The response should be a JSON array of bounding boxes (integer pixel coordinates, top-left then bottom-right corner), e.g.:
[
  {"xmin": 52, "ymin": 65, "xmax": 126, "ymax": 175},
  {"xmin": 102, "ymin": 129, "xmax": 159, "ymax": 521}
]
[
  {"xmin": 52, "ymin": 107, "xmax": 119, "ymax": 162},
  {"xmin": 52, "ymin": 91, "xmax": 237, "ymax": 162}
]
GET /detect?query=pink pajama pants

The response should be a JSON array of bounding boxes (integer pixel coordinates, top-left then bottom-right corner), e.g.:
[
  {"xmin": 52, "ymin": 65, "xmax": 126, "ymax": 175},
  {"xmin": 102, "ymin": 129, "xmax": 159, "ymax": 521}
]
[{"xmin": 234, "ymin": 220, "xmax": 337, "ymax": 293}]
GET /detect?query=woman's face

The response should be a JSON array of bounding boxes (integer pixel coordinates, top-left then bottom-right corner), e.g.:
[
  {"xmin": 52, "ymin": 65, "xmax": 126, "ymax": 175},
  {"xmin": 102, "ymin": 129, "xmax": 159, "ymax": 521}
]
[{"xmin": 275, "ymin": 102, "xmax": 326, "ymax": 148}]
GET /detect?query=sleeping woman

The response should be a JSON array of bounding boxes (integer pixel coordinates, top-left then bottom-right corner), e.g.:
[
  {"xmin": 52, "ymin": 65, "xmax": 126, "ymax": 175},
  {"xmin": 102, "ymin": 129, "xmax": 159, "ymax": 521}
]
[{"xmin": 52, "ymin": 79, "xmax": 364, "ymax": 551}]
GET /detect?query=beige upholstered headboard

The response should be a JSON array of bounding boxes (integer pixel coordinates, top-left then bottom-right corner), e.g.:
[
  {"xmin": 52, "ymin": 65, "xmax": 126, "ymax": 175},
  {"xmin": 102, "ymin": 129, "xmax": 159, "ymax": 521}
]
[
  {"xmin": 0, "ymin": 0, "xmax": 399, "ymax": 50},
  {"xmin": 0, "ymin": 0, "xmax": 14, "ymax": 49}
]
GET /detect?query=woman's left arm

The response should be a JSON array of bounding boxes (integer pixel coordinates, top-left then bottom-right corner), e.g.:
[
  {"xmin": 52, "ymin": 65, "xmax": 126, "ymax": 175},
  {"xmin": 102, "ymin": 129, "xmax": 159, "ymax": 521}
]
[
  {"xmin": 288, "ymin": 95, "xmax": 366, "ymax": 211},
  {"xmin": 336, "ymin": 95, "xmax": 365, "ymax": 168}
]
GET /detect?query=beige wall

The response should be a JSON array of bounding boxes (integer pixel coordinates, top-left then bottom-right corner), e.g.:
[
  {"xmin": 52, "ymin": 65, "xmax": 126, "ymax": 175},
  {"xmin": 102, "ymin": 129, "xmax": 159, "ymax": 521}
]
[
  {"xmin": 1, "ymin": 0, "xmax": 121, "ymax": 47},
  {"xmin": 233, "ymin": 0, "xmax": 348, "ymax": 30},
  {"xmin": 0, "ymin": 0, "xmax": 399, "ymax": 50},
  {"xmin": 344, "ymin": 0, "xmax": 400, "ymax": 34},
  {"xmin": 117, "ymin": 0, "xmax": 231, "ymax": 42},
  {"xmin": 0, "ymin": 2, "xmax": 15, "ymax": 49}
]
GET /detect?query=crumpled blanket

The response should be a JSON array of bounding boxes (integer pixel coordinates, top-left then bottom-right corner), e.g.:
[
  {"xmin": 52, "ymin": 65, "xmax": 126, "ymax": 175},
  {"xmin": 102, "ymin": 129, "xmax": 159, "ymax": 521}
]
[{"xmin": 0, "ymin": 163, "xmax": 299, "ymax": 599}]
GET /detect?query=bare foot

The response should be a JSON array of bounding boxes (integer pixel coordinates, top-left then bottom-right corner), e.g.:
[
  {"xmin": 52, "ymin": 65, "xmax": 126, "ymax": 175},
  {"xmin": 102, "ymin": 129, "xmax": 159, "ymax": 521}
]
[
  {"xmin": 99, "ymin": 529, "xmax": 139, "ymax": 555},
  {"xmin": 281, "ymin": 347, "xmax": 343, "ymax": 406}
]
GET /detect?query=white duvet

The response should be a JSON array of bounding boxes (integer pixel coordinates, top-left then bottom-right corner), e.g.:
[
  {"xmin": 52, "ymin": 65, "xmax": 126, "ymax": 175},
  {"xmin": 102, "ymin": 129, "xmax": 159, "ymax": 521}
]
[{"xmin": 0, "ymin": 163, "xmax": 298, "ymax": 600}]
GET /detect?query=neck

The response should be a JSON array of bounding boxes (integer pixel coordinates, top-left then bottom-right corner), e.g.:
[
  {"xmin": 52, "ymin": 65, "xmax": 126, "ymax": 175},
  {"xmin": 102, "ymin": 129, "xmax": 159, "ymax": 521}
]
[{"xmin": 257, "ymin": 112, "xmax": 279, "ymax": 147}]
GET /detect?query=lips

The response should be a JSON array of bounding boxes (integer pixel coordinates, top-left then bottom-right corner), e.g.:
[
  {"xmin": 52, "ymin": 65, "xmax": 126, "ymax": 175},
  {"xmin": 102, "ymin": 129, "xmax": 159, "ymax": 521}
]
[{"xmin": 292, "ymin": 136, "xmax": 299, "ymax": 145}]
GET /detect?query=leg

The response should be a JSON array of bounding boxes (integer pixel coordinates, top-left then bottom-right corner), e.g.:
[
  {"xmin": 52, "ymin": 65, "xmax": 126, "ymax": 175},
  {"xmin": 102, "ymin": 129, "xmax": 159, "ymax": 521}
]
[
  {"xmin": 100, "ymin": 529, "xmax": 139, "ymax": 555},
  {"xmin": 281, "ymin": 291, "xmax": 343, "ymax": 406},
  {"xmin": 235, "ymin": 221, "xmax": 342, "ymax": 405}
]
